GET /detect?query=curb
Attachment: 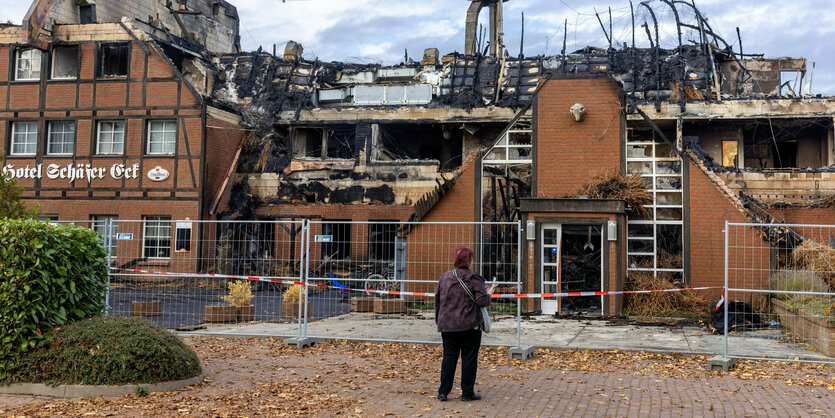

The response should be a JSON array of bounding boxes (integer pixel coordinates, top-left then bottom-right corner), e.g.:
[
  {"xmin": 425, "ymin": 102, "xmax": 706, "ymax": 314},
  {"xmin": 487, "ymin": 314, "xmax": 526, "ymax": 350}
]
[{"xmin": 0, "ymin": 375, "xmax": 203, "ymax": 398}]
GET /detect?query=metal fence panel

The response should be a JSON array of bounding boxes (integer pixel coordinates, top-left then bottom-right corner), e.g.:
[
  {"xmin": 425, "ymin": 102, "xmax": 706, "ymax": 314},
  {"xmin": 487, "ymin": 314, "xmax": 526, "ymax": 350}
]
[
  {"xmin": 105, "ymin": 220, "xmax": 306, "ymax": 335},
  {"xmin": 725, "ymin": 222, "xmax": 835, "ymax": 363},
  {"xmin": 54, "ymin": 219, "xmax": 523, "ymax": 346},
  {"xmin": 303, "ymin": 221, "xmax": 522, "ymax": 346}
]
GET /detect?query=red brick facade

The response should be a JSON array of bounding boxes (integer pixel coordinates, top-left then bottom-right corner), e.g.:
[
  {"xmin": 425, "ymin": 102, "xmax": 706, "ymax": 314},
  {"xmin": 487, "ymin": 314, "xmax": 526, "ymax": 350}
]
[{"xmin": 535, "ymin": 77, "xmax": 623, "ymax": 198}]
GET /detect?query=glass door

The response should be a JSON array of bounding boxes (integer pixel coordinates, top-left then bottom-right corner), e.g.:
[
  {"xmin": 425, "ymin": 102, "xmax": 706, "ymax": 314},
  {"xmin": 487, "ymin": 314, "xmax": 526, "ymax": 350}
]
[{"xmin": 541, "ymin": 225, "xmax": 561, "ymax": 315}]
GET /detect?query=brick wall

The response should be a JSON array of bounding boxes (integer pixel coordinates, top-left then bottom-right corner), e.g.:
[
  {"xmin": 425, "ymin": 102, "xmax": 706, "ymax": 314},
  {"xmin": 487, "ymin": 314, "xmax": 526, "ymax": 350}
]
[
  {"xmin": 535, "ymin": 77, "xmax": 623, "ymax": 197},
  {"xmin": 403, "ymin": 156, "xmax": 479, "ymax": 293},
  {"xmin": 688, "ymin": 159, "xmax": 771, "ymax": 291},
  {"xmin": 204, "ymin": 108, "xmax": 247, "ymax": 216},
  {"xmin": 0, "ymin": 39, "xmax": 206, "ymax": 222}
]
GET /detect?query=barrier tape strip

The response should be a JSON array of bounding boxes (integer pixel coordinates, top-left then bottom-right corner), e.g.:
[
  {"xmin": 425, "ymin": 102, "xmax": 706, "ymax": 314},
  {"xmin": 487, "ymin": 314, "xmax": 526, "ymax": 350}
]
[{"xmin": 110, "ymin": 268, "xmax": 724, "ymax": 299}]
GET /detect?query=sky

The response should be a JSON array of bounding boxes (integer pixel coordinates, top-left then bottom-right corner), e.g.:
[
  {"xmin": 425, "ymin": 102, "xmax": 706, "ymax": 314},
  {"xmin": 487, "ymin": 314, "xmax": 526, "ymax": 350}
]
[{"xmin": 1, "ymin": 0, "xmax": 833, "ymax": 94}]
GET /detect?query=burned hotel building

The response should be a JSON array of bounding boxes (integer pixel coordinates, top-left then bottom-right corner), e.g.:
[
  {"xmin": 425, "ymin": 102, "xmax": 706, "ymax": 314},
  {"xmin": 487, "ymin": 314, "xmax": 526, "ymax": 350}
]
[{"xmin": 2, "ymin": 0, "xmax": 834, "ymax": 315}]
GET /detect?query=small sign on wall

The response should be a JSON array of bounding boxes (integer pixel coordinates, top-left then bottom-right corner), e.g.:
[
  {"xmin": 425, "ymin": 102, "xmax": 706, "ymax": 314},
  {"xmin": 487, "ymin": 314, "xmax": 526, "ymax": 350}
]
[
  {"xmin": 147, "ymin": 166, "xmax": 170, "ymax": 182},
  {"xmin": 116, "ymin": 233, "xmax": 133, "ymax": 240},
  {"xmin": 315, "ymin": 235, "xmax": 333, "ymax": 243}
]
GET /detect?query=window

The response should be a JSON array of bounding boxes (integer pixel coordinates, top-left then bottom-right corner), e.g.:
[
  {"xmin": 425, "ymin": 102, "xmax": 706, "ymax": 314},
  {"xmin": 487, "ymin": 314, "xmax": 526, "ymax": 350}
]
[
  {"xmin": 147, "ymin": 120, "xmax": 177, "ymax": 154},
  {"xmin": 39, "ymin": 215, "xmax": 59, "ymax": 223},
  {"xmin": 175, "ymin": 220, "xmax": 192, "ymax": 252},
  {"xmin": 79, "ymin": 4, "xmax": 96, "ymax": 24},
  {"xmin": 92, "ymin": 215, "xmax": 118, "ymax": 257},
  {"xmin": 11, "ymin": 122, "xmax": 38, "ymax": 155},
  {"xmin": 96, "ymin": 121, "xmax": 125, "ymax": 155},
  {"xmin": 143, "ymin": 216, "xmax": 171, "ymax": 259},
  {"xmin": 321, "ymin": 221, "xmax": 351, "ymax": 260},
  {"xmin": 212, "ymin": 2, "xmax": 221, "ymax": 15},
  {"xmin": 51, "ymin": 46, "xmax": 79, "ymax": 79},
  {"xmin": 47, "ymin": 121, "xmax": 75, "ymax": 155},
  {"xmin": 625, "ymin": 124, "xmax": 684, "ymax": 283},
  {"xmin": 369, "ymin": 222, "xmax": 397, "ymax": 261},
  {"xmin": 99, "ymin": 44, "xmax": 129, "ymax": 77},
  {"xmin": 15, "ymin": 48, "xmax": 42, "ymax": 81}
]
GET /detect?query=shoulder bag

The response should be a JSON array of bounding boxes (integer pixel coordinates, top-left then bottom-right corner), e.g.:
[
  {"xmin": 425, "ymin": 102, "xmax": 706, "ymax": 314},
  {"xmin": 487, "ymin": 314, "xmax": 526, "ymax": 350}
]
[{"xmin": 452, "ymin": 269, "xmax": 491, "ymax": 333}]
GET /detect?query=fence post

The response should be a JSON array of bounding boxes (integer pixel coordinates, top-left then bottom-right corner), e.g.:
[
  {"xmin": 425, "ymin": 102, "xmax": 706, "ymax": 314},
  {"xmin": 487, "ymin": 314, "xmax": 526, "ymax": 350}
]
[
  {"xmin": 302, "ymin": 219, "xmax": 311, "ymax": 339},
  {"xmin": 516, "ymin": 220, "xmax": 522, "ymax": 349},
  {"xmin": 723, "ymin": 221, "xmax": 729, "ymax": 360},
  {"xmin": 296, "ymin": 220, "xmax": 306, "ymax": 340},
  {"xmin": 105, "ymin": 218, "xmax": 113, "ymax": 316}
]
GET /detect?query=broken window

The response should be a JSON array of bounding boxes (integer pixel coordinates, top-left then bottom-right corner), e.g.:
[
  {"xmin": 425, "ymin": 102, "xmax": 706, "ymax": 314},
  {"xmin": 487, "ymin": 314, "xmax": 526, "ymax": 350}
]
[
  {"xmin": 374, "ymin": 124, "xmax": 463, "ymax": 170},
  {"xmin": 51, "ymin": 46, "xmax": 78, "ymax": 79},
  {"xmin": 293, "ymin": 127, "xmax": 324, "ymax": 158},
  {"xmin": 79, "ymin": 4, "xmax": 96, "ymax": 24},
  {"xmin": 99, "ymin": 43, "xmax": 129, "ymax": 78},
  {"xmin": 321, "ymin": 222, "xmax": 351, "ymax": 260},
  {"xmin": 292, "ymin": 125, "xmax": 356, "ymax": 159},
  {"xmin": 15, "ymin": 48, "xmax": 42, "ymax": 81},
  {"xmin": 369, "ymin": 222, "xmax": 397, "ymax": 261},
  {"xmin": 689, "ymin": 119, "xmax": 832, "ymax": 170}
]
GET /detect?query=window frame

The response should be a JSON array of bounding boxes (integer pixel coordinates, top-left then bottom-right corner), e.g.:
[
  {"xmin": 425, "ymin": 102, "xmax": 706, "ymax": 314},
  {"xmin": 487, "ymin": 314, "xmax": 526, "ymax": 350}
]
[
  {"xmin": 10, "ymin": 121, "xmax": 39, "ymax": 156},
  {"xmin": 143, "ymin": 216, "xmax": 172, "ymax": 260},
  {"xmin": 47, "ymin": 121, "xmax": 76, "ymax": 155},
  {"xmin": 98, "ymin": 43, "xmax": 130, "ymax": 78},
  {"xmin": 15, "ymin": 48, "xmax": 42, "ymax": 81},
  {"xmin": 146, "ymin": 120, "xmax": 177, "ymax": 155},
  {"xmin": 92, "ymin": 215, "xmax": 118, "ymax": 257},
  {"xmin": 95, "ymin": 120, "xmax": 126, "ymax": 155},
  {"xmin": 50, "ymin": 45, "xmax": 80, "ymax": 80}
]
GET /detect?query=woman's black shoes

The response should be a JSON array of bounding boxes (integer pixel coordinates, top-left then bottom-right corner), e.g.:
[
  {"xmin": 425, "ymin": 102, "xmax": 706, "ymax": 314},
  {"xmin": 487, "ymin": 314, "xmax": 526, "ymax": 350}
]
[
  {"xmin": 437, "ymin": 394, "xmax": 448, "ymax": 401},
  {"xmin": 461, "ymin": 393, "xmax": 482, "ymax": 401}
]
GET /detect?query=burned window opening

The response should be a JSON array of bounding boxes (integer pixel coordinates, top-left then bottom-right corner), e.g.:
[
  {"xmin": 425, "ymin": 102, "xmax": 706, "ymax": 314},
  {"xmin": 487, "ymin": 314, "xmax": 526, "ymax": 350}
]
[
  {"xmin": 375, "ymin": 124, "xmax": 463, "ymax": 171},
  {"xmin": 369, "ymin": 222, "xmax": 397, "ymax": 261},
  {"xmin": 51, "ymin": 45, "xmax": 79, "ymax": 79},
  {"xmin": 215, "ymin": 222, "xmax": 275, "ymax": 276},
  {"xmin": 685, "ymin": 118, "xmax": 833, "ymax": 171},
  {"xmin": 79, "ymin": 4, "xmax": 96, "ymax": 24},
  {"xmin": 160, "ymin": 44, "xmax": 186, "ymax": 73},
  {"xmin": 321, "ymin": 222, "xmax": 351, "ymax": 261},
  {"xmin": 292, "ymin": 125, "xmax": 356, "ymax": 159},
  {"xmin": 99, "ymin": 43, "xmax": 129, "ymax": 77}
]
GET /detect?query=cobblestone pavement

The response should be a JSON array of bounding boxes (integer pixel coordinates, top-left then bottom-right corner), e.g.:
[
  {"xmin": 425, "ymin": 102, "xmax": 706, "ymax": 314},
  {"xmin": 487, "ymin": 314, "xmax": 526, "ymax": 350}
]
[{"xmin": 1, "ymin": 337, "xmax": 832, "ymax": 417}]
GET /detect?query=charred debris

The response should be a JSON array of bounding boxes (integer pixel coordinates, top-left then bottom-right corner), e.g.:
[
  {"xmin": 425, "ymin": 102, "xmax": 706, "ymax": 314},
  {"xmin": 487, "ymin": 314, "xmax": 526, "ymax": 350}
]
[{"xmin": 189, "ymin": 0, "xmax": 831, "ymax": 221}]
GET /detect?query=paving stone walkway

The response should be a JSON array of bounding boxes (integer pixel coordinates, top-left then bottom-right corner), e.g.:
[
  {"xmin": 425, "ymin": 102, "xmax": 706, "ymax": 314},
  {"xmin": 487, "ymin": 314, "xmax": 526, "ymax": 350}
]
[{"xmin": 1, "ymin": 337, "xmax": 832, "ymax": 417}]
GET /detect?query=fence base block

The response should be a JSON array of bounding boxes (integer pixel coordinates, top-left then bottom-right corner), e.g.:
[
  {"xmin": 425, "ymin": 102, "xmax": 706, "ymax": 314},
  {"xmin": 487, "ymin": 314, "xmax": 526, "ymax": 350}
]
[
  {"xmin": 285, "ymin": 337, "xmax": 318, "ymax": 350},
  {"xmin": 509, "ymin": 345, "xmax": 535, "ymax": 361},
  {"xmin": 707, "ymin": 355, "xmax": 737, "ymax": 371}
]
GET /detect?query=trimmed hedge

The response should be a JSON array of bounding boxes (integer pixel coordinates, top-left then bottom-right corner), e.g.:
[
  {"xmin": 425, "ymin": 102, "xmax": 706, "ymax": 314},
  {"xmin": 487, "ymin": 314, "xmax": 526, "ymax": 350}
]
[
  {"xmin": 0, "ymin": 218, "xmax": 108, "ymax": 379},
  {"xmin": 7, "ymin": 317, "xmax": 202, "ymax": 385}
]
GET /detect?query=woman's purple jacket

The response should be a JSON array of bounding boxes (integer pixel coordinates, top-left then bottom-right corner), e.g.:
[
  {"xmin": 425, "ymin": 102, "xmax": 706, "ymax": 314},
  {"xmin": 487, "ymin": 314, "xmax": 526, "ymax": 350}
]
[{"xmin": 434, "ymin": 267, "xmax": 492, "ymax": 333}]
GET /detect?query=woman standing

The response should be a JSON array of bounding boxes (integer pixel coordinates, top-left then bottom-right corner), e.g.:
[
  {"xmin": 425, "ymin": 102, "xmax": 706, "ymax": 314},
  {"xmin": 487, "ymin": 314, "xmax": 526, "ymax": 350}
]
[{"xmin": 434, "ymin": 246, "xmax": 497, "ymax": 402}]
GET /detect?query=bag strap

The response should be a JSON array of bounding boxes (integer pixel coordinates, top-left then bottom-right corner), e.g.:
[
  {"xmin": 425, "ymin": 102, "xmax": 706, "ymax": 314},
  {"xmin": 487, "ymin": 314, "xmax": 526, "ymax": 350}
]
[{"xmin": 452, "ymin": 269, "xmax": 478, "ymax": 305}]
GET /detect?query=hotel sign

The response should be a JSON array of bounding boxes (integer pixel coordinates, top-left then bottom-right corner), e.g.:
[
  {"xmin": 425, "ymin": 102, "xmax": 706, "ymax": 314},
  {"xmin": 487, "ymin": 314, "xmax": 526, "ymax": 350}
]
[{"xmin": 2, "ymin": 163, "xmax": 142, "ymax": 183}]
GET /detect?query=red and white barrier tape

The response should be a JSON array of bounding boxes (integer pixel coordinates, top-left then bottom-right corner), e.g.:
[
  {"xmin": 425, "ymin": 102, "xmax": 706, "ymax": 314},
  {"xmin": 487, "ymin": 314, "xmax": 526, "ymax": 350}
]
[{"xmin": 110, "ymin": 267, "xmax": 723, "ymax": 299}]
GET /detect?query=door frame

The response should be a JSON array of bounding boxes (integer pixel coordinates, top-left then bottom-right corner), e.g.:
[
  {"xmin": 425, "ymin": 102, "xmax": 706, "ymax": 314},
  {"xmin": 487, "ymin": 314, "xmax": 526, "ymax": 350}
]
[{"xmin": 536, "ymin": 218, "xmax": 609, "ymax": 315}]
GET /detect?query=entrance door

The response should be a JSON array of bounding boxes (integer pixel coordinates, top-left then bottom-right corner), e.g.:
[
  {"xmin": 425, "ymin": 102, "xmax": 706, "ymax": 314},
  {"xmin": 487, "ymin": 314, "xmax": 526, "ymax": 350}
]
[
  {"xmin": 541, "ymin": 225, "xmax": 561, "ymax": 315},
  {"xmin": 541, "ymin": 224, "xmax": 604, "ymax": 315}
]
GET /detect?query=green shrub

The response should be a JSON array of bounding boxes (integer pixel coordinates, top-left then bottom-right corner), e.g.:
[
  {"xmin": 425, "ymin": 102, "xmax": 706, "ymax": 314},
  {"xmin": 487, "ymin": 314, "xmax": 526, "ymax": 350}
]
[
  {"xmin": 6, "ymin": 317, "xmax": 202, "ymax": 385},
  {"xmin": 768, "ymin": 269, "xmax": 828, "ymax": 300},
  {"xmin": 0, "ymin": 218, "xmax": 108, "ymax": 379}
]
